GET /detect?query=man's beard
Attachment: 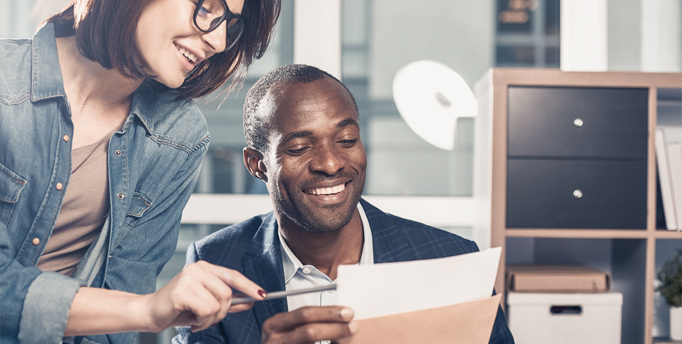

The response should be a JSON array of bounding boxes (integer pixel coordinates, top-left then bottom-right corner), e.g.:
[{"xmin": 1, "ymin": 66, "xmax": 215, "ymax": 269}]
[{"xmin": 271, "ymin": 172, "xmax": 365, "ymax": 233}]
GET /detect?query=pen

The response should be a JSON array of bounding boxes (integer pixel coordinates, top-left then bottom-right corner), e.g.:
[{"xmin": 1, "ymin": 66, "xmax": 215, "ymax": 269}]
[{"xmin": 232, "ymin": 284, "xmax": 338, "ymax": 305}]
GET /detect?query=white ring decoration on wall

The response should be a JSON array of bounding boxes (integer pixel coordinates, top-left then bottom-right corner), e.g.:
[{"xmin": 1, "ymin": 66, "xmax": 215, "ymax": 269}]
[{"xmin": 392, "ymin": 60, "xmax": 478, "ymax": 151}]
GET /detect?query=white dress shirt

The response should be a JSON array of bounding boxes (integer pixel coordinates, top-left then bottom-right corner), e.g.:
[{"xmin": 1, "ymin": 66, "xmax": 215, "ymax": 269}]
[{"xmin": 278, "ymin": 202, "xmax": 374, "ymax": 312}]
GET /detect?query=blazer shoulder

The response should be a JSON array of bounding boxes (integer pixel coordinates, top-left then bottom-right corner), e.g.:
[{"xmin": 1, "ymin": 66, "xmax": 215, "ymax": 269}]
[
  {"xmin": 362, "ymin": 199, "xmax": 479, "ymax": 258},
  {"xmin": 396, "ymin": 214, "xmax": 478, "ymax": 252},
  {"xmin": 191, "ymin": 214, "xmax": 270, "ymax": 264}
]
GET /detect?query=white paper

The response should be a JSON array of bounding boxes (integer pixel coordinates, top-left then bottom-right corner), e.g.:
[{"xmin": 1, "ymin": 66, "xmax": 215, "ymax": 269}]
[{"xmin": 335, "ymin": 247, "xmax": 501, "ymax": 320}]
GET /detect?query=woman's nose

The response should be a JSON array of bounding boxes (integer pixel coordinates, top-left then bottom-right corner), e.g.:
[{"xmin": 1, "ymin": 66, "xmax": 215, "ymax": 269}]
[{"xmin": 202, "ymin": 21, "xmax": 227, "ymax": 53}]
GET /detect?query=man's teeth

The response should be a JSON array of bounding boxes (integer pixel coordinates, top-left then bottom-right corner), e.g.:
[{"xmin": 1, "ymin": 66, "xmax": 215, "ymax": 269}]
[
  {"xmin": 178, "ymin": 47, "xmax": 197, "ymax": 63},
  {"xmin": 307, "ymin": 184, "xmax": 345, "ymax": 195}
]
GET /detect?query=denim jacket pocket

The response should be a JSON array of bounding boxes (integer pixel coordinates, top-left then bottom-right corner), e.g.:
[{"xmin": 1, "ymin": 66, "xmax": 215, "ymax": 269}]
[
  {"xmin": 0, "ymin": 163, "xmax": 26, "ymax": 224},
  {"xmin": 115, "ymin": 192, "xmax": 154, "ymax": 250},
  {"xmin": 126, "ymin": 192, "xmax": 152, "ymax": 218}
]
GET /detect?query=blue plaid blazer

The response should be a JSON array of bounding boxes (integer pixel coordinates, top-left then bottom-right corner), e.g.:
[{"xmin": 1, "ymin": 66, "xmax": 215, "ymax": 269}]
[{"xmin": 174, "ymin": 199, "xmax": 514, "ymax": 344}]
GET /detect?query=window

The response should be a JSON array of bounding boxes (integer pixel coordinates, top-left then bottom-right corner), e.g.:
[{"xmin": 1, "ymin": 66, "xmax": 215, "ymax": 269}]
[{"xmin": 495, "ymin": 0, "xmax": 560, "ymax": 67}]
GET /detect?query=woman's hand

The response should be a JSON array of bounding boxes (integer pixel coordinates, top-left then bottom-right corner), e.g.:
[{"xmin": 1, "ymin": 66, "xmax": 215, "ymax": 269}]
[
  {"xmin": 143, "ymin": 260, "xmax": 266, "ymax": 332},
  {"xmin": 65, "ymin": 260, "xmax": 265, "ymax": 336},
  {"xmin": 261, "ymin": 306, "xmax": 358, "ymax": 344}
]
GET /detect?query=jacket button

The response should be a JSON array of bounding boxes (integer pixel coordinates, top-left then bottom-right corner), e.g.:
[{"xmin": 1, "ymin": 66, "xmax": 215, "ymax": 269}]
[
  {"xmin": 115, "ymin": 150, "xmax": 122, "ymax": 156},
  {"xmin": 63, "ymin": 135, "xmax": 70, "ymax": 142},
  {"xmin": 118, "ymin": 193, "xmax": 125, "ymax": 200},
  {"xmin": 32, "ymin": 238, "xmax": 40, "ymax": 246},
  {"xmin": 56, "ymin": 183, "xmax": 63, "ymax": 191}
]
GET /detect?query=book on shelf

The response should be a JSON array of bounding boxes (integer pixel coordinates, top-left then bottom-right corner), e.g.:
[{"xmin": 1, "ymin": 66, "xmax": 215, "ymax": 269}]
[
  {"xmin": 656, "ymin": 129, "xmax": 680, "ymax": 230},
  {"xmin": 667, "ymin": 142, "xmax": 682, "ymax": 231},
  {"xmin": 505, "ymin": 265, "xmax": 611, "ymax": 293}
]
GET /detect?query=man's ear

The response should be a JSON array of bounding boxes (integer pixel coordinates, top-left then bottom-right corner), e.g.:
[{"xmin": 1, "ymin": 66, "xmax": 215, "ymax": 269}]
[{"xmin": 243, "ymin": 147, "xmax": 268, "ymax": 182}]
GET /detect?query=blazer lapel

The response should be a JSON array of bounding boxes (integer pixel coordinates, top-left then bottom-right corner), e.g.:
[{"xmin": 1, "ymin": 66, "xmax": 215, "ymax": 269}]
[
  {"xmin": 360, "ymin": 199, "xmax": 418, "ymax": 264},
  {"xmin": 242, "ymin": 212, "xmax": 288, "ymax": 330}
]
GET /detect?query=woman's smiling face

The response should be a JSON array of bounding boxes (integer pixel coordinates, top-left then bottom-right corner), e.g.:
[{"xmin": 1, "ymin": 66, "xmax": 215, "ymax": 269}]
[{"xmin": 134, "ymin": 0, "xmax": 244, "ymax": 88}]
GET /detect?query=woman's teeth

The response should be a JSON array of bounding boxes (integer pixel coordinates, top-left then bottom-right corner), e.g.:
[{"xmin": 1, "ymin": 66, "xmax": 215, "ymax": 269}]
[
  {"xmin": 306, "ymin": 184, "xmax": 345, "ymax": 195},
  {"xmin": 178, "ymin": 47, "xmax": 197, "ymax": 63}
]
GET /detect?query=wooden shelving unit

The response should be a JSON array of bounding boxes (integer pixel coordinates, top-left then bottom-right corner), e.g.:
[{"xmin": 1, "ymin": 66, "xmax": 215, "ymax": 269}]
[{"xmin": 473, "ymin": 68, "xmax": 682, "ymax": 344}]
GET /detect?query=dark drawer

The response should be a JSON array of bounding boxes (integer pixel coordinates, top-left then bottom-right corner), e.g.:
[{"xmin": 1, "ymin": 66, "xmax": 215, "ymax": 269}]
[
  {"xmin": 507, "ymin": 159, "xmax": 647, "ymax": 229},
  {"xmin": 508, "ymin": 87, "xmax": 648, "ymax": 159}
]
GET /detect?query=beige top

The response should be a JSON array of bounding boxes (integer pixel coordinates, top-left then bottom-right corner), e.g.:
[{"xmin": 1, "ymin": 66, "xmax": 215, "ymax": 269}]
[{"xmin": 37, "ymin": 130, "xmax": 114, "ymax": 276}]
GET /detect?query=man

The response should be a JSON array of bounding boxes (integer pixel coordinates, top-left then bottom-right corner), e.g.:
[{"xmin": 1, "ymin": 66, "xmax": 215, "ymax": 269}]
[{"xmin": 174, "ymin": 64, "xmax": 515, "ymax": 344}]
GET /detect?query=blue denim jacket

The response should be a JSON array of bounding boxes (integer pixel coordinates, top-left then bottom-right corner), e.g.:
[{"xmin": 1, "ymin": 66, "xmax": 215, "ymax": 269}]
[{"xmin": 0, "ymin": 24, "xmax": 209, "ymax": 343}]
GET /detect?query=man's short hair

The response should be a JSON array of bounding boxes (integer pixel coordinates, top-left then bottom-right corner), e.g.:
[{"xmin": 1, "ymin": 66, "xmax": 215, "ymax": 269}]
[{"xmin": 243, "ymin": 64, "xmax": 358, "ymax": 154}]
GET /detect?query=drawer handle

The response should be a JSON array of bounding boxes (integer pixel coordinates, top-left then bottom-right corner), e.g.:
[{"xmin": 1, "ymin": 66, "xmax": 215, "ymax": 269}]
[
  {"xmin": 550, "ymin": 305, "xmax": 582, "ymax": 315},
  {"xmin": 574, "ymin": 118, "xmax": 584, "ymax": 127},
  {"xmin": 573, "ymin": 189, "xmax": 583, "ymax": 199}
]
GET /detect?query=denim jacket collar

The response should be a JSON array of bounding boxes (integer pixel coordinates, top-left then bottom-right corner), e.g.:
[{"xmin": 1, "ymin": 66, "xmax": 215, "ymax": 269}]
[
  {"xmin": 30, "ymin": 23, "xmax": 159, "ymax": 135},
  {"xmin": 31, "ymin": 23, "xmax": 66, "ymax": 102},
  {"xmin": 129, "ymin": 84, "xmax": 156, "ymax": 134}
]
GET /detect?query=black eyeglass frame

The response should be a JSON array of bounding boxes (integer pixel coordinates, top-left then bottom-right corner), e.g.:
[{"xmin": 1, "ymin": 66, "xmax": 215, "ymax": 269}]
[{"xmin": 192, "ymin": 0, "xmax": 245, "ymax": 52}]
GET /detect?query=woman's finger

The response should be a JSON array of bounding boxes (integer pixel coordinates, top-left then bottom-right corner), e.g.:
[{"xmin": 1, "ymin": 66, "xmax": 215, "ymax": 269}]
[
  {"xmin": 228, "ymin": 301, "xmax": 254, "ymax": 313},
  {"xmin": 198, "ymin": 272, "xmax": 235, "ymax": 319},
  {"xmin": 180, "ymin": 282, "xmax": 222, "ymax": 331},
  {"xmin": 208, "ymin": 264, "xmax": 266, "ymax": 300},
  {"xmin": 160, "ymin": 261, "xmax": 264, "ymax": 330}
]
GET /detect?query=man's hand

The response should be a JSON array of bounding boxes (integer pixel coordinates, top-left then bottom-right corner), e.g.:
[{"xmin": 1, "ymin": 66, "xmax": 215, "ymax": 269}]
[{"xmin": 261, "ymin": 306, "xmax": 358, "ymax": 344}]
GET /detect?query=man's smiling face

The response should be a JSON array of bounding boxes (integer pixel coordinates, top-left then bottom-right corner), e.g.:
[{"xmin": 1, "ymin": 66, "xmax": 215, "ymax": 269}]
[{"xmin": 262, "ymin": 76, "xmax": 367, "ymax": 232}]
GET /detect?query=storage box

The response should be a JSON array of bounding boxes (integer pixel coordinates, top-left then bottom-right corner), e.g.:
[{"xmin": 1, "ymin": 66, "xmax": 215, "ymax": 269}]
[
  {"xmin": 507, "ymin": 292, "xmax": 622, "ymax": 344},
  {"xmin": 506, "ymin": 265, "xmax": 612, "ymax": 293}
]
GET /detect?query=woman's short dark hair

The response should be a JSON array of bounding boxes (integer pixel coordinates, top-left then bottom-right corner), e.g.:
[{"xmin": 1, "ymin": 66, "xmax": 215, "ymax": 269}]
[{"xmin": 48, "ymin": 0, "xmax": 281, "ymax": 99}]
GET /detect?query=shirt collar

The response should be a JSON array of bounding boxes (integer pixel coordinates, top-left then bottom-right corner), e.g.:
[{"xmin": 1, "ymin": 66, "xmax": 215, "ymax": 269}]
[
  {"xmin": 279, "ymin": 202, "xmax": 374, "ymax": 284},
  {"xmin": 31, "ymin": 23, "xmax": 66, "ymax": 102}
]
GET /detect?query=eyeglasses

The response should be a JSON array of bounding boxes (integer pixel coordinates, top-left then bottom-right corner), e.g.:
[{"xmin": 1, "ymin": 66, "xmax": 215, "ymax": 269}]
[{"xmin": 193, "ymin": 0, "xmax": 245, "ymax": 52}]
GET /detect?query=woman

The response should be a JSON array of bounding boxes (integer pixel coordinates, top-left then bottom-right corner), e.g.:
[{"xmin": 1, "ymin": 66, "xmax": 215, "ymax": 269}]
[{"xmin": 0, "ymin": 0, "xmax": 280, "ymax": 342}]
